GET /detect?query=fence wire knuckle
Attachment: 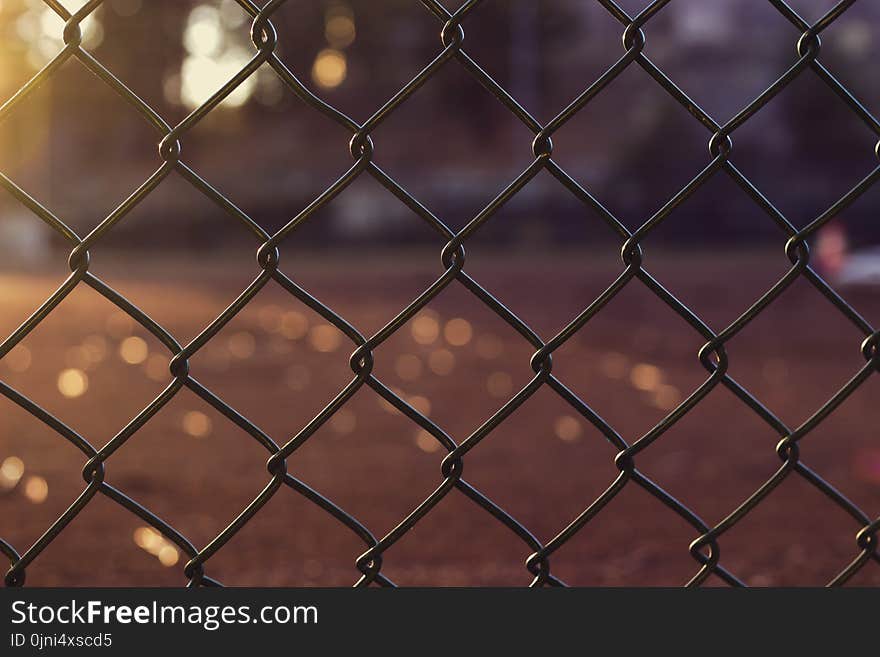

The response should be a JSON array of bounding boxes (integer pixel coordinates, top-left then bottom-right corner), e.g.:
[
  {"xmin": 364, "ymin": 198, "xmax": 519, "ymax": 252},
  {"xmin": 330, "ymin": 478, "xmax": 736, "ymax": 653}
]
[{"xmin": 1, "ymin": 0, "xmax": 879, "ymax": 587}]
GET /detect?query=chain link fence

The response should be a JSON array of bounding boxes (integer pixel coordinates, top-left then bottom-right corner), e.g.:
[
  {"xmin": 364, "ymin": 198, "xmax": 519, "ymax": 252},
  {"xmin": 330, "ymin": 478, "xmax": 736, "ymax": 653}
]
[{"xmin": 1, "ymin": 0, "xmax": 879, "ymax": 587}]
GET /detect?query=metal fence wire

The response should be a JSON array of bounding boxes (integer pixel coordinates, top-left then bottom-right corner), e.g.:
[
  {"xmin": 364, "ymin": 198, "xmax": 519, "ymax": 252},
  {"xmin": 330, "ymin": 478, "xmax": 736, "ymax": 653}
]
[{"xmin": 1, "ymin": 0, "xmax": 879, "ymax": 588}]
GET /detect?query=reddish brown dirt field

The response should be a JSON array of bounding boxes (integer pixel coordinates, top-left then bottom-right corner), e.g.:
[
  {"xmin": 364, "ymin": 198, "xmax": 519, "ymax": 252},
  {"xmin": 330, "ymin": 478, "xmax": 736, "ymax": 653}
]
[{"xmin": 1, "ymin": 250, "xmax": 878, "ymax": 587}]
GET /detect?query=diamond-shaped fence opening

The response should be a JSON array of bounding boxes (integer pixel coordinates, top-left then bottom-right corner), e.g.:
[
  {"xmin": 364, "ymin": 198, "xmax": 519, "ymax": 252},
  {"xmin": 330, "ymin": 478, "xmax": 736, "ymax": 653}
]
[{"xmin": 0, "ymin": 0, "xmax": 878, "ymax": 587}]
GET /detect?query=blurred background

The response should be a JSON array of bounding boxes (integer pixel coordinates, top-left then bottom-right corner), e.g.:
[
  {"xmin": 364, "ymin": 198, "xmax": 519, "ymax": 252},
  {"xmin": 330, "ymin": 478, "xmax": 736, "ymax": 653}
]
[
  {"xmin": 1, "ymin": 0, "xmax": 879, "ymax": 249},
  {"xmin": 0, "ymin": 0, "xmax": 878, "ymax": 587}
]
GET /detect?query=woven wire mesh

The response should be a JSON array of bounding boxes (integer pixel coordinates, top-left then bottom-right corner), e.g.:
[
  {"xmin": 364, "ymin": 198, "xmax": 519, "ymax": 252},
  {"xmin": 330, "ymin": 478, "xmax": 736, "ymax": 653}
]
[{"xmin": 1, "ymin": 0, "xmax": 879, "ymax": 588}]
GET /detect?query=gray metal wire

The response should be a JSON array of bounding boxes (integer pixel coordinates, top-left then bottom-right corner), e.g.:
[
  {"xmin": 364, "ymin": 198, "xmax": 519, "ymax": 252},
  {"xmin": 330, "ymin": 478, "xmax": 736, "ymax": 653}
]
[{"xmin": 1, "ymin": 0, "xmax": 878, "ymax": 588}]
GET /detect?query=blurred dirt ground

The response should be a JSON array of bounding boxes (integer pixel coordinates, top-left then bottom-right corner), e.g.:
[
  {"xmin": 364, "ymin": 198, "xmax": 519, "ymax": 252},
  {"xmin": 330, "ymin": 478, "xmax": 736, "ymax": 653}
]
[{"xmin": 1, "ymin": 249, "xmax": 878, "ymax": 587}]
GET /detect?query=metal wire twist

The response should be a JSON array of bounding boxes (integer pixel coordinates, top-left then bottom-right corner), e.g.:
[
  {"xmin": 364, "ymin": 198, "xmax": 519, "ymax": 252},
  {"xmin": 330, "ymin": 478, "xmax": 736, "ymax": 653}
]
[{"xmin": 1, "ymin": 0, "xmax": 878, "ymax": 587}]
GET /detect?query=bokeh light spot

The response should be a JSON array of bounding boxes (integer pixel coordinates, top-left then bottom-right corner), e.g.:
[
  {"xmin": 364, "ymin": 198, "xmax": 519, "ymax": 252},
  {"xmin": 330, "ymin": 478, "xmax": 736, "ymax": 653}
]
[
  {"xmin": 311, "ymin": 48, "xmax": 347, "ymax": 89},
  {"xmin": 652, "ymin": 384, "xmax": 682, "ymax": 411},
  {"xmin": 486, "ymin": 371, "xmax": 513, "ymax": 398},
  {"xmin": 144, "ymin": 354, "xmax": 168, "ymax": 382},
  {"xmin": 0, "ymin": 456, "xmax": 24, "ymax": 489},
  {"xmin": 411, "ymin": 312, "xmax": 440, "ymax": 345},
  {"xmin": 443, "ymin": 318, "xmax": 473, "ymax": 347},
  {"xmin": 281, "ymin": 311, "xmax": 309, "ymax": 340},
  {"xmin": 309, "ymin": 324, "xmax": 342, "ymax": 353},
  {"xmin": 329, "ymin": 409, "xmax": 357, "ymax": 435},
  {"xmin": 158, "ymin": 545, "xmax": 179, "ymax": 567},
  {"xmin": 427, "ymin": 349, "xmax": 455, "ymax": 376},
  {"xmin": 554, "ymin": 415, "xmax": 582, "ymax": 443},
  {"xmin": 407, "ymin": 394, "xmax": 432, "ymax": 417},
  {"xmin": 4, "ymin": 344, "xmax": 32, "ymax": 373},
  {"xmin": 57, "ymin": 368, "xmax": 88, "ymax": 398},
  {"xmin": 119, "ymin": 336, "xmax": 149, "ymax": 365},
  {"xmin": 630, "ymin": 363, "xmax": 662, "ymax": 392},
  {"xmin": 227, "ymin": 331, "xmax": 256, "ymax": 359},
  {"xmin": 182, "ymin": 411, "xmax": 212, "ymax": 438},
  {"xmin": 24, "ymin": 476, "xmax": 48, "ymax": 504},
  {"xmin": 183, "ymin": 5, "xmax": 223, "ymax": 57},
  {"xmin": 415, "ymin": 430, "xmax": 441, "ymax": 453}
]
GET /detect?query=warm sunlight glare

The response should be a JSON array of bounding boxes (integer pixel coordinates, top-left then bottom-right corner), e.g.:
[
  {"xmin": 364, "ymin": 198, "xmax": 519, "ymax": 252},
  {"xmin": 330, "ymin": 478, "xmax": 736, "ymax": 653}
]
[
  {"xmin": 181, "ymin": 48, "xmax": 256, "ymax": 109},
  {"xmin": 18, "ymin": 4, "xmax": 104, "ymax": 68},
  {"xmin": 180, "ymin": 5, "xmax": 254, "ymax": 109},
  {"xmin": 183, "ymin": 5, "xmax": 223, "ymax": 57}
]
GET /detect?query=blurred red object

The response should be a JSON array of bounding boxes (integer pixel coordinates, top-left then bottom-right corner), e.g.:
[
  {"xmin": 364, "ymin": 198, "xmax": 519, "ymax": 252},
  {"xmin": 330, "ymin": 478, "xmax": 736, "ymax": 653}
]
[{"xmin": 815, "ymin": 222, "xmax": 848, "ymax": 278}]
